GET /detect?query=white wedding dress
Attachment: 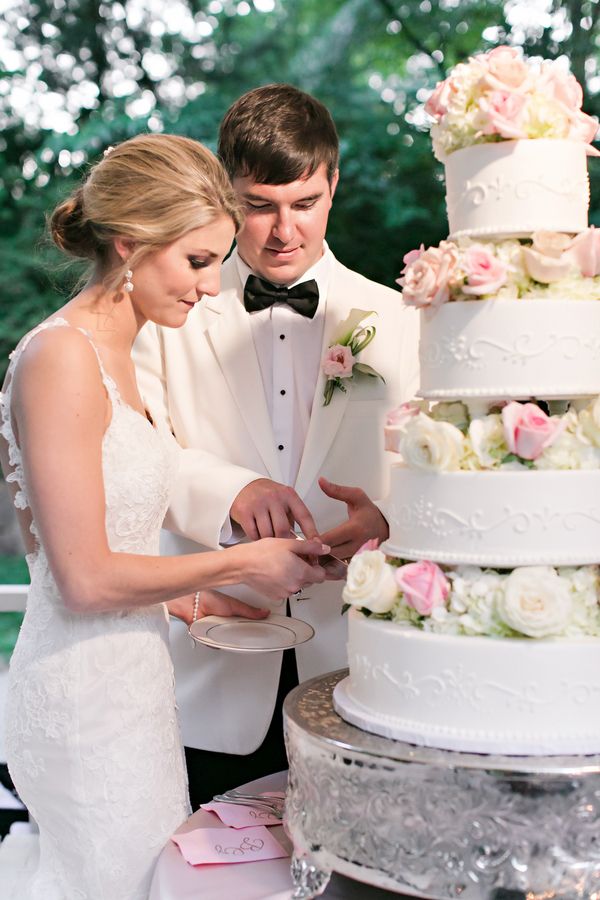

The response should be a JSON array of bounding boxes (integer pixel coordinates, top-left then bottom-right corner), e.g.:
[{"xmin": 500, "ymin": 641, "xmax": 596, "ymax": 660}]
[{"xmin": 0, "ymin": 319, "xmax": 190, "ymax": 900}]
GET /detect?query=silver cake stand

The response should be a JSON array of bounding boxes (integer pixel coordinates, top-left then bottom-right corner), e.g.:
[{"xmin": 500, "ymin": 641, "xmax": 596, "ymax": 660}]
[{"xmin": 283, "ymin": 669, "xmax": 600, "ymax": 900}]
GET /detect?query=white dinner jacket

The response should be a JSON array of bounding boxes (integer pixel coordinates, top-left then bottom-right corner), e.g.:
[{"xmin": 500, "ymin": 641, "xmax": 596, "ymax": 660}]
[{"xmin": 133, "ymin": 250, "xmax": 419, "ymax": 754}]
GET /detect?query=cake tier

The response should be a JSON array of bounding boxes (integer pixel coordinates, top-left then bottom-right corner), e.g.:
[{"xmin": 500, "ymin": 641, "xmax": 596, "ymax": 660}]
[
  {"xmin": 445, "ymin": 139, "xmax": 589, "ymax": 239},
  {"xmin": 336, "ymin": 610, "xmax": 600, "ymax": 754},
  {"xmin": 418, "ymin": 299, "xmax": 600, "ymax": 400},
  {"xmin": 385, "ymin": 467, "xmax": 600, "ymax": 565}
]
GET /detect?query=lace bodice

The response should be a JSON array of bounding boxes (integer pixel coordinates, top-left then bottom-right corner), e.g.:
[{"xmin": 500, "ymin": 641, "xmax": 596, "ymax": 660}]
[{"xmin": 1, "ymin": 318, "xmax": 189, "ymax": 900}]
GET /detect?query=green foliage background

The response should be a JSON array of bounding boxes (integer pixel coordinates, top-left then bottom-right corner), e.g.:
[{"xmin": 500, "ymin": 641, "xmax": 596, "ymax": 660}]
[{"xmin": 2, "ymin": 0, "xmax": 600, "ymax": 379}]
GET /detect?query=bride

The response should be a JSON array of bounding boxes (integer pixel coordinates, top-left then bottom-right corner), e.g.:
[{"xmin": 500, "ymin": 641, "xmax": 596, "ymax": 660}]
[{"xmin": 0, "ymin": 133, "xmax": 327, "ymax": 899}]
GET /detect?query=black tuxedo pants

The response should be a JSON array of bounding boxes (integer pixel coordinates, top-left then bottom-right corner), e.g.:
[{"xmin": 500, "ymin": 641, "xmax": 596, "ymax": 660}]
[{"xmin": 184, "ymin": 644, "xmax": 299, "ymax": 810}]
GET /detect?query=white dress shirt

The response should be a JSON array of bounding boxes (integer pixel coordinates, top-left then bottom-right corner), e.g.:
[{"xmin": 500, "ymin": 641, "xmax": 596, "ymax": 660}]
[{"xmin": 236, "ymin": 245, "xmax": 333, "ymax": 486}]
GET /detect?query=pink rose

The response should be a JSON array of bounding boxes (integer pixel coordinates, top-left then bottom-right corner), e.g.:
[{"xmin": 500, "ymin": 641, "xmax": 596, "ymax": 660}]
[
  {"xmin": 401, "ymin": 245, "xmax": 425, "ymax": 272},
  {"xmin": 478, "ymin": 90, "xmax": 527, "ymax": 139},
  {"xmin": 482, "ymin": 46, "xmax": 529, "ymax": 91},
  {"xmin": 355, "ymin": 538, "xmax": 380, "ymax": 555},
  {"xmin": 568, "ymin": 110, "xmax": 599, "ymax": 146},
  {"xmin": 322, "ymin": 344, "xmax": 355, "ymax": 378},
  {"xmin": 396, "ymin": 560, "xmax": 450, "ymax": 616},
  {"xmin": 564, "ymin": 227, "xmax": 600, "ymax": 277},
  {"xmin": 540, "ymin": 61, "xmax": 583, "ymax": 111},
  {"xmin": 461, "ymin": 244, "xmax": 508, "ymax": 295},
  {"xmin": 425, "ymin": 79, "xmax": 453, "ymax": 119},
  {"xmin": 398, "ymin": 241, "xmax": 459, "ymax": 309},
  {"xmin": 386, "ymin": 402, "xmax": 421, "ymax": 428},
  {"xmin": 501, "ymin": 402, "xmax": 565, "ymax": 461},
  {"xmin": 384, "ymin": 402, "xmax": 421, "ymax": 452}
]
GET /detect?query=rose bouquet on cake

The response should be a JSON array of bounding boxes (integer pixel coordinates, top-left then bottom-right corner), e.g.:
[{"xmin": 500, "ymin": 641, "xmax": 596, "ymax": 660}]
[
  {"xmin": 383, "ymin": 398, "xmax": 600, "ymax": 471},
  {"xmin": 426, "ymin": 45, "xmax": 598, "ymax": 161},
  {"xmin": 342, "ymin": 544, "xmax": 600, "ymax": 640},
  {"xmin": 398, "ymin": 230, "xmax": 600, "ymax": 308}
]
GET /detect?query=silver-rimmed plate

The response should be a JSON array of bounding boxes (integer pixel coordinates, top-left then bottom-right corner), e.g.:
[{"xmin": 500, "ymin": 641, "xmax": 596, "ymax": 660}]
[{"xmin": 189, "ymin": 613, "xmax": 315, "ymax": 653}]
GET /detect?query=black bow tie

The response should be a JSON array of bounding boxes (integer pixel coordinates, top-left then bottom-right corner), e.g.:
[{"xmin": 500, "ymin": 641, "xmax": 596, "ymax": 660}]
[{"xmin": 243, "ymin": 275, "xmax": 319, "ymax": 319}]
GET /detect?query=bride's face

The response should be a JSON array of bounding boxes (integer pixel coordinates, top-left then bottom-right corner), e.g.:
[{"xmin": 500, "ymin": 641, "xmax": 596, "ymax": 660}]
[{"xmin": 129, "ymin": 215, "xmax": 235, "ymax": 327}]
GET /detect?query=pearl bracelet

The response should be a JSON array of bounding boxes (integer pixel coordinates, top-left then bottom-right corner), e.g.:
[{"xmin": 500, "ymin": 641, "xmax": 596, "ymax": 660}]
[{"xmin": 192, "ymin": 591, "xmax": 201, "ymax": 624}]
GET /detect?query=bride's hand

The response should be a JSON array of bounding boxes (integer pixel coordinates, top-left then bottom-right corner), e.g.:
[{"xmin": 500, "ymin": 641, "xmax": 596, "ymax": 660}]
[
  {"xmin": 167, "ymin": 590, "xmax": 269, "ymax": 626},
  {"xmin": 235, "ymin": 537, "xmax": 329, "ymax": 602}
]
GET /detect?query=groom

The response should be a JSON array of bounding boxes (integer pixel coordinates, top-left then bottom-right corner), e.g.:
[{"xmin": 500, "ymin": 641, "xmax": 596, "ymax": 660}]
[{"xmin": 133, "ymin": 84, "xmax": 419, "ymax": 807}]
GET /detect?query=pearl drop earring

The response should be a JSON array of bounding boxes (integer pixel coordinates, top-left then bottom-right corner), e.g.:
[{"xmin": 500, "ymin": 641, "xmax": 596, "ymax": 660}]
[{"xmin": 124, "ymin": 268, "xmax": 134, "ymax": 293}]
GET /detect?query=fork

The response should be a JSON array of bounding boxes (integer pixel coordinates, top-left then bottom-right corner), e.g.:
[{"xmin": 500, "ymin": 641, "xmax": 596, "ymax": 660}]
[{"xmin": 211, "ymin": 793, "xmax": 284, "ymax": 817}]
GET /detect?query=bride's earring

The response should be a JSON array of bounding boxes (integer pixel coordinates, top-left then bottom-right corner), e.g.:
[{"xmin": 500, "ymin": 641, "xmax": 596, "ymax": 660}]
[{"xmin": 124, "ymin": 267, "xmax": 134, "ymax": 293}]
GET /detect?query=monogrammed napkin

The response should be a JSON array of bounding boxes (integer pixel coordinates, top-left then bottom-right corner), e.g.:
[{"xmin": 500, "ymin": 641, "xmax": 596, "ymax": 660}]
[
  {"xmin": 171, "ymin": 825, "xmax": 289, "ymax": 866},
  {"xmin": 200, "ymin": 800, "xmax": 282, "ymax": 828}
]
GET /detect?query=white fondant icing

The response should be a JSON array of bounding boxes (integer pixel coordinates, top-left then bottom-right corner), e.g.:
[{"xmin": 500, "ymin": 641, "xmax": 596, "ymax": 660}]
[
  {"xmin": 385, "ymin": 468, "xmax": 600, "ymax": 566},
  {"xmin": 418, "ymin": 299, "xmax": 600, "ymax": 400},
  {"xmin": 445, "ymin": 140, "xmax": 589, "ymax": 239},
  {"xmin": 336, "ymin": 610, "xmax": 600, "ymax": 754}
]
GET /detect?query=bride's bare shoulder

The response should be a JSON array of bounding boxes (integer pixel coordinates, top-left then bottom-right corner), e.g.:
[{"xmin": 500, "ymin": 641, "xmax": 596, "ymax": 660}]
[{"xmin": 10, "ymin": 321, "xmax": 105, "ymax": 410}]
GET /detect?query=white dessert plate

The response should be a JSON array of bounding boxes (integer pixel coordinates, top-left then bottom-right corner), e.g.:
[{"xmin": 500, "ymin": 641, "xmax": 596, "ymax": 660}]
[{"xmin": 189, "ymin": 613, "xmax": 315, "ymax": 653}]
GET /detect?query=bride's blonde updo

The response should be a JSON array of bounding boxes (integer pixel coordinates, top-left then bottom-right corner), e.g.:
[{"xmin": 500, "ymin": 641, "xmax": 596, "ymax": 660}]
[{"xmin": 50, "ymin": 133, "xmax": 243, "ymax": 289}]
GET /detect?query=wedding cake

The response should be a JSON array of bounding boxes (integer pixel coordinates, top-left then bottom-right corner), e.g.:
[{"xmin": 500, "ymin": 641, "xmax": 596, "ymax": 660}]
[{"xmin": 333, "ymin": 47, "xmax": 600, "ymax": 755}]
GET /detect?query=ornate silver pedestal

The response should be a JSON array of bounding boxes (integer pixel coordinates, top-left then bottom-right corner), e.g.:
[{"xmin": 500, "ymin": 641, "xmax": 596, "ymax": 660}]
[{"xmin": 283, "ymin": 669, "xmax": 600, "ymax": 900}]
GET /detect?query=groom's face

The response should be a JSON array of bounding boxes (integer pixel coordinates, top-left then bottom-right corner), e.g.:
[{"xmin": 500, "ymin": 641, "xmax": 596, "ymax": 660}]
[{"xmin": 233, "ymin": 163, "xmax": 339, "ymax": 286}]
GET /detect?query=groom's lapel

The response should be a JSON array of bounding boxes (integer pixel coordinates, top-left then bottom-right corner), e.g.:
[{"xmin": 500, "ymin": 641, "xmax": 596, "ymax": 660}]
[
  {"xmin": 294, "ymin": 264, "xmax": 352, "ymax": 499},
  {"xmin": 204, "ymin": 277, "xmax": 283, "ymax": 483}
]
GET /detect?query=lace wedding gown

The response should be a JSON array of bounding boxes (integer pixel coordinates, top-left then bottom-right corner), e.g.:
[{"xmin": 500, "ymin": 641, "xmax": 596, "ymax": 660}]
[{"xmin": 0, "ymin": 320, "xmax": 190, "ymax": 900}]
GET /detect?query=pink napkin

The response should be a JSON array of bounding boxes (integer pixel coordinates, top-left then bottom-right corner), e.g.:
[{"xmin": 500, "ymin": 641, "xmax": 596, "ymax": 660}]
[
  {"xmin": 201, "ymin": 800, "xmax": 282, "ymax": 828},
  {"xmin": 172, "ymin": 825, "xmax": 289, "ymax": 865},
  {"xmin": 200, "ymin": 792, "xmax": 285, "ymax": 828}
]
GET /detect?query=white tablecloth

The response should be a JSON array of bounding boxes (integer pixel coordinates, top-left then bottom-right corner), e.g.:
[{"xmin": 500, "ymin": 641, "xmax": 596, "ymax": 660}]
[{"xmin": 149, "ymin": 771, "xmax": 403, "ymax": 900}]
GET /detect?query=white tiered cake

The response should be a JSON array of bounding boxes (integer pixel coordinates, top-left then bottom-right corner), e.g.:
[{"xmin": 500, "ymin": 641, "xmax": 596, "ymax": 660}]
[{"xmin": 333, "ymin": 47, "xmax": 600, "ymax": 756}]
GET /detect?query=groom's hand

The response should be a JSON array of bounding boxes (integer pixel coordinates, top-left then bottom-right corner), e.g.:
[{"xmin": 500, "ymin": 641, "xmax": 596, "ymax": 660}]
[
  {"xmin": 230, "ymin": 478, "xmax": 318, "ymax": 541},
  {"xmin": 318, "ymin": 476, "xmax": 389, "ymax": 560}
]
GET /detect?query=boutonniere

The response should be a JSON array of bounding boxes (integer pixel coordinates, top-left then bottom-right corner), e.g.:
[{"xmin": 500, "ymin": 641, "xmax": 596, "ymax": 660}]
[{"xmin": 321, "ymin": 308, "xmax": 384, "ymax": 406}]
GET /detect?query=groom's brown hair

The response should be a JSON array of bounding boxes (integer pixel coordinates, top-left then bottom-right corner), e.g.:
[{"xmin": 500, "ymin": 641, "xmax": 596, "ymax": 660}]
[{"xmin": 218, "ymin": 83, "xmax": 339, "ymax": 186}]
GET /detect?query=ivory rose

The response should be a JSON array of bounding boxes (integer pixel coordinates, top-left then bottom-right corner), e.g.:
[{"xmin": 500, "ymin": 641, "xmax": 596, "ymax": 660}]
[
  {"xmin": 399, "ymin": 242, "xmax": 459, "ymax": 309},
  {"xmin": 482, "ymin": 46, "xmax": 529, "ymax": 91},
  {"xmin": 501, "ymin": 402, "xmax": 565, "ymax": 460},
  {"xmin": 498, "ymin": 566, "xmax": 572, "ymax": 637},
  {"xmin": 564, "ymin": 227, "xmax": 600, "ymax": 277},
  {"xmin": 522, "ymin": 231, "xmax": 575, "ymax": 283},
  {"xmin": 343, "ymin": 550, "xmax": 398, "ymax": 614},
  {"xmin": 522, "ymin": 247, "xmax": 573, "ymax": 283},
  {"xmin": 400, "ymin": 413, "xmax": 465, "ymax": 471},
  {"xmin": 461, "ymin": 244, "xmax": 508, "ymax": 295},
  {"xmin": 322, "ymin": 344, "xmax": 355, "ymax": 378},
  {"xmin": 468, "ymin": 414, "xmax": 506, "ymax": 469},
  {"xmin": 396, "ymin": 560, "xmax": 450, "ymax": 616},
  {"xmin": 532, "ymin": 231, "xmax": 572, "ymax": 258}
]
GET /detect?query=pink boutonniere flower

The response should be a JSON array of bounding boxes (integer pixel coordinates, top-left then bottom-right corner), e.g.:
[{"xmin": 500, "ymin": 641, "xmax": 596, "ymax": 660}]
[{"xmin": 321, "ymin": 308, "xmax": 384, "ymax": 406}]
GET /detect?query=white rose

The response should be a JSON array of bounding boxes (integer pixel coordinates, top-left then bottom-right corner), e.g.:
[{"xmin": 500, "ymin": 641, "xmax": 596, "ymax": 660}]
[
  {"xmin": 399, "ymin": 413, "xmax": 465, "ymax": 471},
  {"xmin": 468, "ymin": 414, "xmax": 506, "ymax": 468},
  {"xmin": 343, "ymin": 550, "xmax": 398, "ymax": 614},
  {"xmin": 498, "ymin": 566, "xmax": 572, "ymax": 637}
]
